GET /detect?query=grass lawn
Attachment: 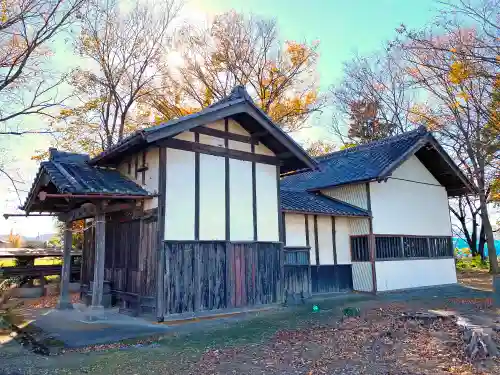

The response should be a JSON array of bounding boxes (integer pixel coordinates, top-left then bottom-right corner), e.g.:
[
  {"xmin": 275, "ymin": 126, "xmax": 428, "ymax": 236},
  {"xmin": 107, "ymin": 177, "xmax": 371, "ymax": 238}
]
[{"xmin": 457, "ymin": 267, "xmax": 493, "ymax": 291}]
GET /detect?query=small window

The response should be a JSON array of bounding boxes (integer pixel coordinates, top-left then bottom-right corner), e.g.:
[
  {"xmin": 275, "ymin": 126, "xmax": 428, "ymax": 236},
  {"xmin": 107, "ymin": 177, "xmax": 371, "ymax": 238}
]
[{"xmin": 351, "ymin": 236, "xmax": 370, "ymax": 262}]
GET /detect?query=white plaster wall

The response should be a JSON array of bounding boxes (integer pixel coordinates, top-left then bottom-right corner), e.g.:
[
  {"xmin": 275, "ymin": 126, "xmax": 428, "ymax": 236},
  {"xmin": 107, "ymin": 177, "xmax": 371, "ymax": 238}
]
[
  {"xmin": 205, "ymin": 120, "xmax": 226, "ymax": 131},
  {"xmin": 370, "ymin": 155, "xmax": 452, "ymax": 236},
  {"xmin": 322, "ymin": 183, "xmax": 367, "ymax": 210},
  {"xmin": 229, "ymin": 159, "xmax": 254, "ymax": 241},
  {"xmin": 254, "ymin": 142, "xmax": 274, "ymax": 156},
  {"xmin": 352, "ymin": 262, "xmax": 373, "ymax": 292},
  {"xmin": 255, "ymin": 164, "xmax": 279, "ymax": 241},
  {"xmin": 199, "ymin": 133, "xmax": 225, "ymax": 148},
  {"xmin": 348, "ymin": 218, "xmax": 370, "ymax": 235},
  {"xmin": 284, "ymin": 213, "xmax": 307, "ymax": 247},
  {"xmin": 375, "ymin": 258, "xmax": 457, "ymax": 291},
  {"xmin": 317, "ymin": 215, "xmax": 335, "ymax": 265},
  {"xmin": 173, "ymin": 131, "xmax": 195, "ymax": 142},
  {"xmin": 165, "ymin": 148, "xmax": 196, "ymax": 240},
  {"xmin": 117, "ymin": 146, "xmax": 159, "ymax": 210},
  {"xmin": 335, "ymin": 217, "xmax": 351, "ymax": 264},
  {"xmin": 199, "ymin": 154, "xmax": 226, "ymax": 240},
  {"xmin": 307, "ymin": 214, "xmax": 317, "ymax": 265}
]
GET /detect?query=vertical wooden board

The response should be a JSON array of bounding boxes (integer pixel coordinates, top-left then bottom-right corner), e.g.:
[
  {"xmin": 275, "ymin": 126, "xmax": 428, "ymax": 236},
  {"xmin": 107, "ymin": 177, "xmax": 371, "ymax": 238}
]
[
  {"xmin": 234, "ymin": 244, "xmax": 242, "ymax": 307},
  {"xmin": 213, "ymin": 243, "xmax": 221, "ymax": 309},
  {"xmin": 193, "ymin": 243, "xmax": 201, "ymax": 311},
  {"xmin": 240, "ymin": 245, "xmax": 247, "ymax": 305},
  {"xmin": 202, "ymin": 243, "xmax": 210, "ymax": 310},
  {"xmin": 245, "ymin": 245, "xmax": 253, "ymax": 306},
  {"xmin": 208, "ymin": 242, "xmax": 216, "ymax": 310},
  {"xmin": 229, "ymin": 243, "xmax": 236, "ymax": 308}
]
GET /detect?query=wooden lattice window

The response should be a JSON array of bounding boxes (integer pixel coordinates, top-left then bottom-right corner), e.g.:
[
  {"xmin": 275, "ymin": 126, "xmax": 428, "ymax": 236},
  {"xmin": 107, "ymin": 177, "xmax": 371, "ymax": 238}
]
[
  {"xmin": 375, "ymin": 236, "xmax": 403, "ymax": 259},
  {"xmin": 351, "ymin": 236, "xmax": 370, "ymax": 262}
]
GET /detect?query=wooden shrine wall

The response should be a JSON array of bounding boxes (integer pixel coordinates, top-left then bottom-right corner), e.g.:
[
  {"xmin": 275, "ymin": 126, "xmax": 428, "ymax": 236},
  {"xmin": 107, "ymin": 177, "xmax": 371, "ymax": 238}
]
[{"xmin": 163, "ymin": 241, "xmax": 283, "ymax": 314}]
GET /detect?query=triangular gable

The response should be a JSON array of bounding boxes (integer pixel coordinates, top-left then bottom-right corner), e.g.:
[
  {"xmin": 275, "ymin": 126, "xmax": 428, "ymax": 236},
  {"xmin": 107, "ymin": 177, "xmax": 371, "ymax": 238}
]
[{"xmin": 90, "ymin": 86, "xmax": 317, "ymax": 174}]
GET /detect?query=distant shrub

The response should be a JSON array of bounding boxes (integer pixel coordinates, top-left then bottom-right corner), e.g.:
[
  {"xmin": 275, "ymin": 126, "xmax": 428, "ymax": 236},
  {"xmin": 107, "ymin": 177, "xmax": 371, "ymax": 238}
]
[{"xmin": 456, "ymin": 255, "xmax": 489, "ymax": 271}]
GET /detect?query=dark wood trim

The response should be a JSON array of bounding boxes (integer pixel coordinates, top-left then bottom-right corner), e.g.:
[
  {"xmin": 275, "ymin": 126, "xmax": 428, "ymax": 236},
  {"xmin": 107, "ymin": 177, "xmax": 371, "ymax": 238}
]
[
  {"xmin": 282, "ymin": 209, "xmax": 368, "ymax": 218},
  {"xmin": 127, "ymin": 159, "xmax": 131, "ymax": 174},
  {"xmin": 277, "ymin": 166, "xmax": 284, "ymax": 243},
  {"xmin": 156, "ymin": 146, "xmax": 167, "ymax": 322},
  {"xmin": 305, "ymin": 214, "xmax": 310, "ymax": 247},
  {"xmin": 224, "ymin": 118, "xmax": 230, "ymax": 241},
  {"xmin": 374, "ymin": 233, "xmax": 452, "ymax": 238},
  {"xmin": 284, "ymin": 246, "xmax": 311, "ymax": 251},
  {"xmin": 331, "ymin": 216, "xmax": 337, "ymax": 265},
  {"xmin": 134, "ymin": 153, "xmax": 139, "ymax": 180},
  {"xmin": 58, "ymin": 202, "xmax": 137, "ymax": 222},
  {"xmin": 190, "ymin": 125, "xmax": 258, "ymax": 145},
  {"xmin": 365, "ymin": 182, "xmax": 377, "ymax": 293},
  {"xmin": 157, "ymin": 138, "xmax": 281, "ymax": 166},
  {"xmin": 251, "ymin": 143, "xmax": 258, "ymax": 241},
  {"xmin": 194, "ymin": 132, "xmax": 200, "ymax": 241},
  {"xmin": 313, "ymin": 215, "xmax": 320, "ymax": 266},
  {"xmin": 141, "ymin": 149, "xmax": 147, "ymax": 185},
  {"xmin": 375, "ymin": 256, "xmax": 454, "ymax": 262}
]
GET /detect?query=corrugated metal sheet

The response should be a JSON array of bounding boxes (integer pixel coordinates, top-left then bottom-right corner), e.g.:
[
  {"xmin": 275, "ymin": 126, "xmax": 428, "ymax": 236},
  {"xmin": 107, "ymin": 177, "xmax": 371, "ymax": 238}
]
[
  {"xmin": 322, "ymin": 183, "xmax": 368, "ymax": 210},
  {"xmin": 352, "ymin": 262, "xmax": 373, "ymax": 292},
  {"xmin": 348, "ymin": 218, "xmax": 370, "ymax": 235}
]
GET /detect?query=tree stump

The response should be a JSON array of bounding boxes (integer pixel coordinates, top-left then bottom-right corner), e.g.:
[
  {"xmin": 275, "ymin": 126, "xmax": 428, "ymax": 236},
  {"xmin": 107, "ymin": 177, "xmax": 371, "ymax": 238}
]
[{"xmin": 458, "ymin": 317, "xmax": 499, "ymax": 360}]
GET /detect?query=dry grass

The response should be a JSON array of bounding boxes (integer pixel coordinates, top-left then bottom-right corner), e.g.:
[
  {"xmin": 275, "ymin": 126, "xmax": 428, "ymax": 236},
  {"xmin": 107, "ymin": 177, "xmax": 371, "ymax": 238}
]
[{"xmin": 457, "ymin": 269, "xmax": 493, "ymax": 291}]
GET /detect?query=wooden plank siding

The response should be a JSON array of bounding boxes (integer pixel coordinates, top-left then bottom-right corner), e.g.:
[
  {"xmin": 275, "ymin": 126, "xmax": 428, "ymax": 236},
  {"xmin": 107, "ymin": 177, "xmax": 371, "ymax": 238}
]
[
  {"xmin": 81, "ymin": 214, "xmax": 158, "ymax": 306},
  {"xmin": 163, "ymin": 241, "xmax": 283, "ymax": 314}
]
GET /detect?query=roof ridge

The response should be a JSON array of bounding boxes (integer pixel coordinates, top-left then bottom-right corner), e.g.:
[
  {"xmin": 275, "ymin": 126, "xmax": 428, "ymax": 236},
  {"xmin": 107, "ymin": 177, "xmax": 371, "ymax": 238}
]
[{"xmin": 315, "ymin": 126, "xmax": 427, "ymax": 162}]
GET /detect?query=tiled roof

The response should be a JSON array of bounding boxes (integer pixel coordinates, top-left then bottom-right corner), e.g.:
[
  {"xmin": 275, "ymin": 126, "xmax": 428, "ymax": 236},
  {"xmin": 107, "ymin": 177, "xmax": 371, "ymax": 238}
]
[
  {"xmin": 280, "ymin": 189, "xmax": 369, "ymax": 216},
  {"xmin": 40, "ymin": 161, "xmax": 149, "ymax": 195},
  {"xmin": 281, "ymin": 127, "xmax": 429, "ymax": 191},
  {"xmin": 22, "ymin": 151, "xmax": 150, "ymax": 211}
]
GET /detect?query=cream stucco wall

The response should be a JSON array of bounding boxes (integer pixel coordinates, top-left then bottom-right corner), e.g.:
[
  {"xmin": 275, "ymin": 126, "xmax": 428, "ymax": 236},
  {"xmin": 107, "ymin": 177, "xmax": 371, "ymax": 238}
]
[
  {"xmin": 322, "ymin": 183, "xmax": 368, "ymax": 210},
  {"xmin": 370, "ymin": 155, "xmax": 452, "ymax": 236},
  {"xmin": 375, "ymin": 258, "xmax": 457, "ymax": 291}
]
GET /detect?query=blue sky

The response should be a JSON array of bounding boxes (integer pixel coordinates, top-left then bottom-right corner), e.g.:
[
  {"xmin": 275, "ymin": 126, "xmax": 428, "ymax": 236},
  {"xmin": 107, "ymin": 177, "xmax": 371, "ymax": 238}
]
[{"xmin": 0, "ymin": 0, "xmax": 469, "ymax": 237}]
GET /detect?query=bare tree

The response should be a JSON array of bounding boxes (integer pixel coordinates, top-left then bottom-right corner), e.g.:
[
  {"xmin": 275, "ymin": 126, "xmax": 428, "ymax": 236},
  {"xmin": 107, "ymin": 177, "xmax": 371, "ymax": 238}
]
[
  {"xmin": 397, "ymin": 9, "xmax": 499, "ymax": 272},
  {"xmin": 49, "ymin": 0, "xmax": 181, "ymax": 156},
  {"xmin": 153, "ymin": 11, "xmax": 324, "ymax": 133},
  {"xmin": 0, "ymin": 0, "xmax": 85, "ymax": 126},
  {"xmin": 330, "ymin": 50, "xmax": 416, "ymax": 145}
]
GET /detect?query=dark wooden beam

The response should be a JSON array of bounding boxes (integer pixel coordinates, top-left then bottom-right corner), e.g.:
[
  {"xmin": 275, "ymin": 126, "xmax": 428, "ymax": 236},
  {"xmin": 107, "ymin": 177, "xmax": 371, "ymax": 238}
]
[
  {"xmin": 277, "ymin": 166, "xmax": 284, "ymax": 243},
  {"xmin": 157, "ymin": 138, "xmax": 280, "ymax": 166},
  {"xmin": 251, "ymin": 130, "xmax": 268, "ymax": 140},
  {"xmin": 313, "ymin": 215, "xmax": 320, "ymax": 266},
  {"xmin": 305, "ymin": 214, "xmax": 310, "ymax": 247},
  {"xmin": 331, "ymin": 216, "xmax": 337, "ymax": 265},
  {"xmin": 191, "ymin": 126, "xmax": 258, "ymax": 145},
  {"xmin": 194, "ymin": 133, "xmax": 200, "ymax": 240},
  {"xmin": 365, "ymin": 182, "xmax": 377, "ymax": 293},
  {"xmin": 58, "ymin": 202, "xmax": 137, "ymax": 222},
  {"xmin": 251, "ymin": 142, "xmax": 257, "ymax": 241},
  {"xmin": 156, "ymin": 146, "xmax": 167, "ymax": 322},
  {"xmin": 224, "ymin": 118, "xmax": 230, "ymax": 241},
  {"xmin": 134, "ymin": 153, "xmax": 139, "ymax": 180},
  {"xmin": 91, "ymin": 205, "xmax": 106, "ymax": 308},
  {"xmin": 56, "ymin": 221, "xmax": 73, "ymax": 310}
]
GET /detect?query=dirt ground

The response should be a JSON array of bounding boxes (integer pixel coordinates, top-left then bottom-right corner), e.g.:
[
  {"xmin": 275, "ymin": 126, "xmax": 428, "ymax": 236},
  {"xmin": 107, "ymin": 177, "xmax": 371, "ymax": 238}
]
[
  {"xmin": 457, "ymin": 269, "xmax": 493, "ymax": 291},
  {"xmin": 1, "ymin": 275, "xmax": 499, "ymax": 375}
]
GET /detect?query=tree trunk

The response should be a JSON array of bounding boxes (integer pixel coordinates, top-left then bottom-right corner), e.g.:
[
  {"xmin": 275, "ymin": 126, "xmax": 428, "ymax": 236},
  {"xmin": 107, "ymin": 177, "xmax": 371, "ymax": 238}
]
[
  {"xmin": 478, "ymin": 223, "xmax": 486, "ymax": 262},
  {"xmin": 479, "ymin": 194, "xmax": 498, "ymax": 273}
]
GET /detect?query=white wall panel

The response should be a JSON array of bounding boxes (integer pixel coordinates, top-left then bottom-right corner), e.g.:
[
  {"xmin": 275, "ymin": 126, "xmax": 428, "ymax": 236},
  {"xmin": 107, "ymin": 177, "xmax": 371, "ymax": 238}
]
[
  {"xmin": 205, "ymin": 120, "xmax": 226, "ymax": 131},
  {"xmin": 229, "ymin": 159, "xmax": 253, "ymax": 241},
  {"xmin": 335, "ymin": 217, "xmax": 351, "ymax": 264},
  {"xmin": 352, "ymin": 262, "xmax": 373, "ymax": 292},
  {"xmin": 117, "ymin": 147, "xmax": 159, "ymax": 210},
  {"xmin": 227, "ymin": 119, "xmax": 249, "ymax": 135},
  {"xmin": 199, "ymin": 133, "xmax": 225, "ymax": 148},
  {"xmin": 256, "ymin": 164, "xmax": 279, "ymax": 241},
  {"xmin": 307, "ymin": 215, "xmax": 317, "ymax": 265},
  {"xmin": 322, "ymin": 183, "xmax": 367, "ymax": 210},
  {"xmin": 317, "ymin": 215, "xmax": 334, "ymax": 265},
  {"xmin": 370, "ymin": 156, "xmax": 452, "ymax": 236},
  {"xmin": 199, "ymin": 154, "xmax": 226, "ymax": 240},
  {"xmin": 348, "ymin": 218, "xmax": 370, "ymax": 235},
  {"xmin": 284, "ymin": 213, "xmax": 307, "ymax": 247},
  {"xmin": 255, "ymin": 142, "xmax": 274, "ymax": 156},
  {"xmin": 375, "ymin": 258, "xmax": 457, "ymax": 291},
  {"xmin": 229, "ymin": 140, "xmax": 252, "ymax": 152},
  {"xmin": 173, "ymin": 131, "xmax": 195, "ymax": 142},
  {"xmin": 165, "ymin": 148, "xmax": 195, "ymax": 240}
]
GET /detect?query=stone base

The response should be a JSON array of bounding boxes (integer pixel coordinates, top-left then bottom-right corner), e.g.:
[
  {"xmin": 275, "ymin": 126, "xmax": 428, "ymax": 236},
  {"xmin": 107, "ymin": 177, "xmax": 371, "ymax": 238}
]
[
  {"xmin": 68, "ymin": 282, "xmax": 81, "ymax": 293},
  {"xmin": 82, "ymin": 293, "xmax": 112, "ymax": 308},
  {"xmin": 56, "ymin": 300, "xmax": 74, "ymax": 310},
  {"xmin": 84, "ymin": 305, "xmax": 105, "ymax": 322}
]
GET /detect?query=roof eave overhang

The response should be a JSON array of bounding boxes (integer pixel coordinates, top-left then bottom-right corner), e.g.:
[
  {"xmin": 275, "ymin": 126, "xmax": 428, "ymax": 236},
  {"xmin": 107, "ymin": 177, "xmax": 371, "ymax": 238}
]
[
  {"xmin": 281, "ymin": 208, "xmax": 370, "ymax": 217},
  {"xmin": 89, "ymin": 132, "xmax": 147, "ymax": 166}
]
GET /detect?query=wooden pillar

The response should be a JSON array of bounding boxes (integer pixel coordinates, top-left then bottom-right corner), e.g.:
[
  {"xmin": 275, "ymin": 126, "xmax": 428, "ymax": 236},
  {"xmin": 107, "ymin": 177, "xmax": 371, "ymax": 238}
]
[
  {"xmin": 91, "ymin": 210, "xmax": 106, "ymax": 308},
  {"xmin": 57, "ymin": 221, "xmax": 73, "ymax": 309},
  {"xmin": 366, "ymin": 182, "xmax": 377, "ymax": 293},
  {"xmin": 156, "ymin": 146, "xmax": 167, "ymax": 322}
]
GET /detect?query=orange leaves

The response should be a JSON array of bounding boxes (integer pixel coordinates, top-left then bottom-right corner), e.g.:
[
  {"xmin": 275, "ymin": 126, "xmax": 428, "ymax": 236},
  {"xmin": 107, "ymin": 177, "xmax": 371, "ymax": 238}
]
[
  {"xmin": 449, "ymin": 60, "xmax": 472, "ymax": 85},
  {"xmin": 286, "ymin": 41, "xmax": 310, "ymax": 66},
  {"xmin": 409, "ymin": 104, "xmax": 442, "ymax": 131}
]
